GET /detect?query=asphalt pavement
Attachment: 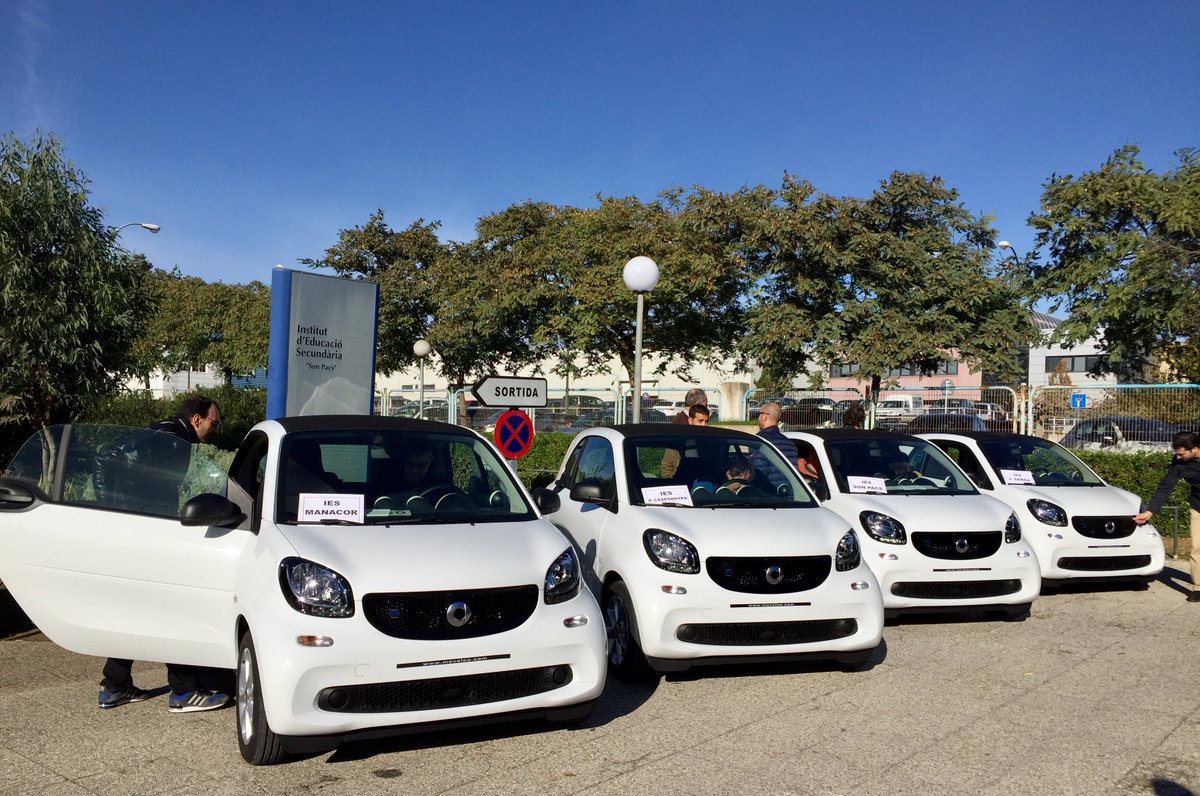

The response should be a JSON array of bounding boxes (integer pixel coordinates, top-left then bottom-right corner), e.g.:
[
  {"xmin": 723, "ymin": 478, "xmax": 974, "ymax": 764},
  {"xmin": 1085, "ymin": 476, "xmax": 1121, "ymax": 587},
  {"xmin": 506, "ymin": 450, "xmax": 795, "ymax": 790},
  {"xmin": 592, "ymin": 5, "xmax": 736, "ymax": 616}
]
[{"xmin": 2, "ymin": 562, "xmax": 1199, "ymax": 795}]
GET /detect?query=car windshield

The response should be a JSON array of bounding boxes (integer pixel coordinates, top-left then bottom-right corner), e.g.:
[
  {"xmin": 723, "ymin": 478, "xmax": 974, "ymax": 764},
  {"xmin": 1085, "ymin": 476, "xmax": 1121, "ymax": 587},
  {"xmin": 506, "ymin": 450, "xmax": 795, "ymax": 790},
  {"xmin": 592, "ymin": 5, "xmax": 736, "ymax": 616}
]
[
  {"xmin": 824, "ymin": 437, "xmax": 978, "ymax": 496},
  {"xmin": 2, "ymin": 424, "xmax": 229, "ymax": 519},
  {"xmin": 622, "ymin": 432, "xmax": 818, "ymax": 509},
  {"xmin": 977, "ymin": 437, "xmax": 1104, "ymax": 486},
  {"xmin": 277, "ymin": 428, "xmax": 535, "ymax": 525}
]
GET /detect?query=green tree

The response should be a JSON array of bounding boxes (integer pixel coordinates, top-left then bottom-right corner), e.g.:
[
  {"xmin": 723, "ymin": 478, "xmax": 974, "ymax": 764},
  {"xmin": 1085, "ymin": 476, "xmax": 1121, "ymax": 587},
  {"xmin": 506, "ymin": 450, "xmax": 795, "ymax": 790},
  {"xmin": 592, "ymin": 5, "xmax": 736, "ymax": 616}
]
[
  {"xmin": 131, "ymin": 270, "xmax": 270, "ymax": 385},
  {"xmin": 0, "ymin": 132, "xmax": 154, "ymax": 432},
  {"xmin": 497, "ymin": 189, "xmax": 760, "ymax": 386},
  {"xmin": 745, "ymin": 172, "xmax": 1035, "ymax": 395},
  {"xmin": 1016, "ymin": 145, "xmax": 1200, "ymax": 381}
]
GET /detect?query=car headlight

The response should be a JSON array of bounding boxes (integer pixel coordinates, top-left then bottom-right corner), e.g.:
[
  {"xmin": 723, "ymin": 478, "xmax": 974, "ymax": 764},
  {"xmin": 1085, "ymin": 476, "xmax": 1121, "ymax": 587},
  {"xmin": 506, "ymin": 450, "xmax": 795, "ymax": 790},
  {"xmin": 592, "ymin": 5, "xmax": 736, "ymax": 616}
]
[
  {"xmin": 279, "ymin": 557, "xmax": 354, "ymax": 617},
  {"xmin": 643, "ymin": 529, "xmax": 700, "ymax": 574},
  {"xmin": 1005, "ymin": 512, "xmax": 1022, "ymax": 543},
  {"xmin": 544, "ymin": 546, "xmax": 581, "ymax": 604},
  {"xmin": 859, "ymin": 511, "xmax": 907, "ymax": 545},
  {"xmin": 1026, "ymin": 499, "xmax": 1067, "ymax": 527},
  {"xmin": 836, "ymin": 529, "xmax": 861, "ymax": 571}
]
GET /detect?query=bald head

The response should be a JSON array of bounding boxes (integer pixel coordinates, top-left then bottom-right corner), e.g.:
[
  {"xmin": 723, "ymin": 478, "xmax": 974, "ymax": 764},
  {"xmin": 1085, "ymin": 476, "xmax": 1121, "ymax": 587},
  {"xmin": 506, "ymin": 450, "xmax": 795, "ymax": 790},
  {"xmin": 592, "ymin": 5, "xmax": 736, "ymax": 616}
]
[{"xmin": 757, "ymin": 401, "xmax": 783, "ymax": 428}]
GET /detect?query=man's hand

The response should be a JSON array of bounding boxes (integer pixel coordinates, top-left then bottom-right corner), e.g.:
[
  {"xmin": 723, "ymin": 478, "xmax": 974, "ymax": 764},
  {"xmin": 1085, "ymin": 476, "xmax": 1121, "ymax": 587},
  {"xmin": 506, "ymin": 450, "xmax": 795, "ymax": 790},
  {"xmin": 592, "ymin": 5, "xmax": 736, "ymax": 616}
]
[{"xmin": 1133, "ymin": 511, "xmax": 1153, "ymax": 524}]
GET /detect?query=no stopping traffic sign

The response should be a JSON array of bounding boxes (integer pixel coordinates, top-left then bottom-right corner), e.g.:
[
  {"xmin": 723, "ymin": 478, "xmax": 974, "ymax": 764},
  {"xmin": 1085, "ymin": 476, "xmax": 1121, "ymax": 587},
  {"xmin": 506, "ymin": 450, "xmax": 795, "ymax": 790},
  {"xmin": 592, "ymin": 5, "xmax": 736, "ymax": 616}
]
[{"xmin": 493, "ymin": 409, "xmax": 534, "ymax": 459}]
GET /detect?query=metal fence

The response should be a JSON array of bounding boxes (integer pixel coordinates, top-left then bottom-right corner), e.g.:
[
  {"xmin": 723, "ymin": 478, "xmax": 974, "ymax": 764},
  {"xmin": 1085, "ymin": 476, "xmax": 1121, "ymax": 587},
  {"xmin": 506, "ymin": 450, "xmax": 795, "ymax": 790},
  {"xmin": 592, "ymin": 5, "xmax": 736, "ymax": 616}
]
[{"xmin": 1028, "ymin": 384, "xmax": 1200, "ymax": 451}]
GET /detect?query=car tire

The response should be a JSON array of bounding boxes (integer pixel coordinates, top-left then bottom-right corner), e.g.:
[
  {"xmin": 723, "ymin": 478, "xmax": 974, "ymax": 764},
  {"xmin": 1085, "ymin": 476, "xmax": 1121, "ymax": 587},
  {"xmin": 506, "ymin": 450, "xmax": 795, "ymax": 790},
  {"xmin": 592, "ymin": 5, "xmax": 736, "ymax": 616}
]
[
  {"xmin": 1002, "ymin": 603, "xmax": 1032, "ymax": 622},
  {"xmin": 238, "ymin": 630, "xmax": 287, "ymax": 765},
  {"xmin": 604, "ymin": 581, "xmax": 652, "ymax": 680}
]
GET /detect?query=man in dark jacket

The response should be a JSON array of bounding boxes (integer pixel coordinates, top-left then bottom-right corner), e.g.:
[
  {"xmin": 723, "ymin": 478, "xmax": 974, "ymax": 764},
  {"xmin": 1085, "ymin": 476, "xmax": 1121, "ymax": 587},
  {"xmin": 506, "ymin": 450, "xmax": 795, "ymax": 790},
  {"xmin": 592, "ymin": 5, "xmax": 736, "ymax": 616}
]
[
  {"xmin": 1135, "ymin": 431, "xmax": 1200, "ymax": 601},
  {"xmin": 98, "ymin": 395, "xmax": 232, "ymax": 712}
]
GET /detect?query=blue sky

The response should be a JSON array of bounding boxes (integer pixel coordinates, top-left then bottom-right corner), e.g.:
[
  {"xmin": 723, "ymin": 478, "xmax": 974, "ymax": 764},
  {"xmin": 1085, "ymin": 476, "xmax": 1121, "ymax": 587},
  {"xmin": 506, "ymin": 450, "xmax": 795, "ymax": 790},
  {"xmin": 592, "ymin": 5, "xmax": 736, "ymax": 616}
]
[{"xmin": 3, "ymin": 1, "xmax": 1197, "ymax": 286}]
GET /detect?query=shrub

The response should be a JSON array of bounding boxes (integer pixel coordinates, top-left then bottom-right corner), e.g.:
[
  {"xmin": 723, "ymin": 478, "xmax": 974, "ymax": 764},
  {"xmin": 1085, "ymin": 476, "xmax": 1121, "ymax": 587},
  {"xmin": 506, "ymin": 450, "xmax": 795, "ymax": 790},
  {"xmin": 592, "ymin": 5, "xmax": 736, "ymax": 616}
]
[
  {"xmin": 516, "ymin": 432, "xmax": 574, "ymax": 489},
  {"xmin": 79, "ymin": 387, "xmax": 266, "ymax": 451}
]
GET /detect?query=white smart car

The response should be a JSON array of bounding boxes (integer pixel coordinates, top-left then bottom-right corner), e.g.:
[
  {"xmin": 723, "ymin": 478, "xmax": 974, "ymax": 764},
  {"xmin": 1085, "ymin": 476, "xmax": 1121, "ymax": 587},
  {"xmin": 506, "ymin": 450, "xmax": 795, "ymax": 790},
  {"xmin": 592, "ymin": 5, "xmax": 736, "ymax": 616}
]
[
  {"xmin": 919, "ymin": 431, "xmax": 1165, "ymax": 582},
  {"xmin": 0, "ymin": 417, "xmax": 606, "ymax": 764},
  {"xmin": 547, "ymin": 425, "xmax": 884, "ymax": 677},
  {"xmin": 786, "ymin": 429, "xmax": 1042, "ymax": 619}
]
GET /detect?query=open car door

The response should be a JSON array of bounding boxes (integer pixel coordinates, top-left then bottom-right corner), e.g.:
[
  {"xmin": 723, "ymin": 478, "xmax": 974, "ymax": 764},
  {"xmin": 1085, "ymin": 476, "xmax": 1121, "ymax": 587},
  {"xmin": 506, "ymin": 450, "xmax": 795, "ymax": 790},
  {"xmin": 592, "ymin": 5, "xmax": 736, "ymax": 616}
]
[{"xmin": 0, "ymin": 424, "xmax": 252, "ymax": 668}]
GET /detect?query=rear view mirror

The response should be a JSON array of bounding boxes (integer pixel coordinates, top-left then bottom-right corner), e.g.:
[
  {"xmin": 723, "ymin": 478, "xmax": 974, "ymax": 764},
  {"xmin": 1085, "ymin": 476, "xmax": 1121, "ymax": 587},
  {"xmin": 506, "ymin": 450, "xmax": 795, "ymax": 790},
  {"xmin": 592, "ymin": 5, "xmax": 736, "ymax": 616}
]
[{"xmin": 531, "ymin": 487, "xmax": 561, "ymax": 514}]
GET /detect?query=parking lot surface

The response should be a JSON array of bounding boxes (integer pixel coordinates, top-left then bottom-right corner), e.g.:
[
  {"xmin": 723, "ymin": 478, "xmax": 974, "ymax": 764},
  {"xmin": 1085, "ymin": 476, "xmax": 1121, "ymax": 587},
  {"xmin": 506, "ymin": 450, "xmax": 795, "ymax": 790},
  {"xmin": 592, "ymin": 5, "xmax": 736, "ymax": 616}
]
[{"xmin": 2, "ymin": 562, "xmax": 1199, "ymax": 795}]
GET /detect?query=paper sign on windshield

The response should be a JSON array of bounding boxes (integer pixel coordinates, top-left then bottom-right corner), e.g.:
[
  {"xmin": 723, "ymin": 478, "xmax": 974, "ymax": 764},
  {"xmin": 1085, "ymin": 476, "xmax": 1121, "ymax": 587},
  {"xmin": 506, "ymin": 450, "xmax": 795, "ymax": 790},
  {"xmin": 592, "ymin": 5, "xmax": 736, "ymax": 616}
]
[
  {"xmin": 847, "ymin": 476, "xmax": 888, "ymax": 494},
  {"xmin": 299, "ymin": 493, "xmax": 364, "ymax": 523},
  {"xmin": 1001, "ymin": 469, "xmax": 1036, "ymax": 485},
  {"xmin": 641, "ymin": 485, "xmax": 694, "ymax": 506}
]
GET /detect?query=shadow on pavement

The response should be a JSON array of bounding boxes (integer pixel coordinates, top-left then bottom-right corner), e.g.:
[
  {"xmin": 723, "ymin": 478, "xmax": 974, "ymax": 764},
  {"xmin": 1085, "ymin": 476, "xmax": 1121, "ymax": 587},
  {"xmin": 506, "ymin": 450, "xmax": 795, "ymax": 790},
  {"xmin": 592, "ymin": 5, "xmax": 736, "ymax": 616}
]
[{"xmin": 0, "ymin": 586, "xmax": 37, "ymax": 639}]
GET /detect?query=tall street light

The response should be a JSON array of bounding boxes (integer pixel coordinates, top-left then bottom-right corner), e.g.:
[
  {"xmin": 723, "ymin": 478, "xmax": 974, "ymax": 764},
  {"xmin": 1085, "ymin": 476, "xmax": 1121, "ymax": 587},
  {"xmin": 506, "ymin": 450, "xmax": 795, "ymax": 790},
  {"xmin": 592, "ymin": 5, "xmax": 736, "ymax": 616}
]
[
  {"xmin": 623, "ymin": 256, "xmax": 659, "ymax": 424},
  {"xmin": 998, "ymin": 240, "xmax": 1022, "ymax": 264},
  {"xmin": 111, "ymin": 222, "xmax": 161, "ymax": 237},
  {"xmin": 413, "ymin": 339, "xmax": 432, "ymax": 419}
]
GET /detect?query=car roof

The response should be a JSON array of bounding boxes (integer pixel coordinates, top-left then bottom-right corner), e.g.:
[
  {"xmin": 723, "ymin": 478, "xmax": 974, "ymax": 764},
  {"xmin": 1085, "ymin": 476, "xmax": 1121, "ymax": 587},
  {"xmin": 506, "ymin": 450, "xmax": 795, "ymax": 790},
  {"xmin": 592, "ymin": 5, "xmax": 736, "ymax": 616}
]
[
  {"xmin": 917, "ymin": 431, "xmax": 1035, "ymax": 442},
  {"xmin": 788, "ymin": 428, "xmax": 926, "ymax": 443},
  {"xmin": 274, "ymin": 414, "xmax": 475, "ymax": 436},
  {"xmin": 592, "ymin": 424, "xmax": 758, "ymax": 439}
]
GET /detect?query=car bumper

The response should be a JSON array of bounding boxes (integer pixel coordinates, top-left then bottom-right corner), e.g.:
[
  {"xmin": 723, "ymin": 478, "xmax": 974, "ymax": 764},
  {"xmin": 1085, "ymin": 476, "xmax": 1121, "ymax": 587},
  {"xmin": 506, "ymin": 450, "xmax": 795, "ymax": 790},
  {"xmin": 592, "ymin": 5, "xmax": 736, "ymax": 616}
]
[
  {"xmin": 1031, "ymin": 528, "xmax": 1166, "ymax": 579},
  {"xmin": 868, "ymin": 547, "xmax": 1042, "ymax": 610},
  {"xmin": 630, "ymin": 567, "xmax": 884, "ymax": 664},
  {"xmin": 254, "ymin": 593, "xmax": 607, "ymax": 738}
]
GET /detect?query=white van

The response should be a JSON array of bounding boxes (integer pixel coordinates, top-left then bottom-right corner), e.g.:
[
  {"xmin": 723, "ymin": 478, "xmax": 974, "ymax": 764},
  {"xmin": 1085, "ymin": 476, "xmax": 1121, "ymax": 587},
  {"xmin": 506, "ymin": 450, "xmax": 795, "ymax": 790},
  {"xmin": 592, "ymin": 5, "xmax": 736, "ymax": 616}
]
[{"xmin": 874, "ymin": 395, "xmax": 924, "ymax": 428}]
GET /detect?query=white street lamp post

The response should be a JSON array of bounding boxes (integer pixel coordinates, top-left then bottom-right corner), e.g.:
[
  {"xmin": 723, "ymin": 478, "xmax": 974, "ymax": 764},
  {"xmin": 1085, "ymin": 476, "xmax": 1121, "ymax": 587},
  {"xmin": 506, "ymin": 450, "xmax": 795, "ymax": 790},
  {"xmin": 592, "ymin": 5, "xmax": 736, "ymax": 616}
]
[
  {"xmin": 111, "ymin": 222, "xmax": 161, "ymax": 237},
  {"xmin": 413, "ymin": 339, "xmax": 432, "ymax": 419},
  {"xmin": 998, "ymin": 240, "xmax": 1022, "ymax": 264},
  {"xmin": 623, "ymin": 256, "xmax": 660, "ymax": 423}
]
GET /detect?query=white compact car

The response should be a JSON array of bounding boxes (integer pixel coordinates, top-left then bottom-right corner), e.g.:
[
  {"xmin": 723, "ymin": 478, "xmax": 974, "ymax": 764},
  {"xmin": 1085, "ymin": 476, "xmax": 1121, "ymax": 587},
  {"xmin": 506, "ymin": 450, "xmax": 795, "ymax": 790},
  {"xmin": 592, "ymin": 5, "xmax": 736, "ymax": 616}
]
[
  {"xmin": 919, "ymin": 431, "xmax": 1165, "ymax": 582},
  {"xmin": 786, "ymin": 429, "xmax": 1042, "ymax": 619},
  {"xmin": 547, "ymin": 425, "xmax": 884, "ymax": 677},
  {"xmin": 0, "ymin": 417, "xmax": 605, "ymax": 764}
]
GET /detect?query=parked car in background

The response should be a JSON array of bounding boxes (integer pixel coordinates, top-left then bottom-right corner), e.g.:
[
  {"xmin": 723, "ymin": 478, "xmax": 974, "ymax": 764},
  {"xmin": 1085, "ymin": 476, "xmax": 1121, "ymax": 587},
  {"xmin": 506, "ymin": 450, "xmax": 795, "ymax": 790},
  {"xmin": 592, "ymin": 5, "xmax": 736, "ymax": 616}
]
[
  {"xmin": 785, "ymin": 429, "xmax": 1041, "ymax": 619},
  {"xmin": 905, "ymin": 413, "xmax": 988, "ymax": 433},
  {"xmin": 547, "ymin": 424, "xmax": 884, "ymax": 676},
  {"xmin": 0, "ymin": 418, "xmax": 606, "ymax": 764},
  {"xmin": 973, "ymin": 402, "xmax": 1010, "ymax": 423},
  {"xmin": 919, "ymin": 431, "xmax": 1165, "ymax": 583},
  {"xmin": 1058, "ymin": 416, "xmax": 1180, "ymax": 452},
  {"xmin": 781, "ymin": 397, "xmax": 838, "ymax": 428},
  {"xmin": 874, "ymin": 395, "xmax": 925, "ymax": 428}
]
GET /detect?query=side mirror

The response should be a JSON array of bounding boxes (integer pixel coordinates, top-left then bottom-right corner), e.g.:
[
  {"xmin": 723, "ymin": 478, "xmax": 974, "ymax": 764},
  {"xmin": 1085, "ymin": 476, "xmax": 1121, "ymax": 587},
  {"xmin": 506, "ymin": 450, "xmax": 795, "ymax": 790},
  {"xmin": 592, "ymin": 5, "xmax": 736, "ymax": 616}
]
[
  {"xmin": 180, "ymin": 493, "xmax": 246, "ymax": 528},
  {"xmin": 569, "ymin": 481, "xmax": 617, "ymax": 512},
  {"xmin": 531, "ymin": 487, "xmax": 561, "ymax": 514},
  {"xmin": 0, "ymin": 478, "xmax": 42, "ymax": 510}
]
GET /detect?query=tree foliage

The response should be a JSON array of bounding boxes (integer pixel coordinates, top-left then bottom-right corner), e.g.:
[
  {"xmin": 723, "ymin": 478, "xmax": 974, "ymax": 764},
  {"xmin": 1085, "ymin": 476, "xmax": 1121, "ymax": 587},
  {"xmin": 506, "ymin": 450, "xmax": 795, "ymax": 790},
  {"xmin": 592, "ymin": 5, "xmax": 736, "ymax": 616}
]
[
  {"xmin": 130, "ymin": 269, "xmax": 270, "ymax": 385},
  {"xmin": 1016, "ymin": 145, "xmax": 1200, "ymax": 381},
  {"xmin": 744, "ymin": 172, "xmax": 1035, "ymax": 394},
  {"xmin": 0, "ymin": 132, "xmax": 154, "ymax": 430}
]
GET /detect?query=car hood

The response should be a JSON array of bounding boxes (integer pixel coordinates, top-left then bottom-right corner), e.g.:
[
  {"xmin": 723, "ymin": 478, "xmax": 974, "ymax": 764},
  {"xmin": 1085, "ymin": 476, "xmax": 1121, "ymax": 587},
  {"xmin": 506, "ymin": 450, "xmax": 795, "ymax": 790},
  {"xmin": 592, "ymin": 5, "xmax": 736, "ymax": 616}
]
[
  {"xmin": 1000, "ymin": 484, "xmax": 1142, "ymax": 514},
  {"xmin": 826, "ymin": 493, "xmax": 1014, "ymax": 530},
  {"xmin": 275, "ymin": 519, "xmax": 572, "ymax": 592},
  {"xmin": 622, "ymin": 505, "xmax": 852, "ymax": 556}
]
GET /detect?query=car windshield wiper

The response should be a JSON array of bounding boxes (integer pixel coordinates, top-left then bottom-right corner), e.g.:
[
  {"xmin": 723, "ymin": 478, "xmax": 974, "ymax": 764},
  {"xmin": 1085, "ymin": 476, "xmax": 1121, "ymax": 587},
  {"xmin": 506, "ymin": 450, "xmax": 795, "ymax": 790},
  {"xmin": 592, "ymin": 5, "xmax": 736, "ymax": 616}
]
[{"xmin": 362, "ymin": 514, "xmax": 461, "ymax": 525}]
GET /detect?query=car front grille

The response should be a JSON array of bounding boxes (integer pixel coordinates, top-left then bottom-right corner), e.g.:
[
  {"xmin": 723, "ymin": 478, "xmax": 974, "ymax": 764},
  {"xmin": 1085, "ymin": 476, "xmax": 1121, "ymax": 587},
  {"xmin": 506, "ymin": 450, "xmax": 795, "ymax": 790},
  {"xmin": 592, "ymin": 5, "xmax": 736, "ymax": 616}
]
[
  {"xmin": 362, "ymin": 585, "xmax": 539, "ymax": 640},
  {"xmin": 1057, "ymin": 555, "xmax": 1152, "ymax": 572},
  {"xmin": 911, "ymin": 531, "xmax": 1002, "ymax": 560},
  {"xmin": 1072, "ymin": 516, "xmax": 1136, "ymax": 539},
  {"xmin": 705, "ymin": 556, "xmax": 832, "ymax": 594},
  {"xmin": 675, "ymin": 619, "xmax": 858, "ymax": 646},
  {"xmin": 315, "ymin": 665, "xmax": 572, "ymax": 713},
  {"xmin": 890, "ymin": 579, "xmax": 1022, "ymax": 600}
]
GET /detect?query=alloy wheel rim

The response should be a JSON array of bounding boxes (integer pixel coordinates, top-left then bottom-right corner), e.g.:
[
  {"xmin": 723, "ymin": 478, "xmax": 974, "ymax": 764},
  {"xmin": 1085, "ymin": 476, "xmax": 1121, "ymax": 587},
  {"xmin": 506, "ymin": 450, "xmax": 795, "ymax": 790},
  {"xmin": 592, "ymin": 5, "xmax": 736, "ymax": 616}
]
[
  {"xmin": 605, "ymin": 594, "xmax": 628, "ymax": 665},
  {"xmin": 237, "ymin": 647, "xmax": 255, "ymax": 744}
]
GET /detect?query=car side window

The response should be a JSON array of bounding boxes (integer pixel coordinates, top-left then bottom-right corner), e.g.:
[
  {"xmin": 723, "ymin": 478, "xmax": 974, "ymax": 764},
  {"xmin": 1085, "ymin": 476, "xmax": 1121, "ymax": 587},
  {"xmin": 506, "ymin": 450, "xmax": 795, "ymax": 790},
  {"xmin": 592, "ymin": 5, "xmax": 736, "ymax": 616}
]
[
  {"xmin": 572, "ymin": 437, "xmax": 616, "ymax": 500},
  {"xmin": 229, "ymin": 432, "xmax": 269, "ymax": 530},
  {"xmin": 937, "ymin": 442, "xmax": 993, "ymax": 489}
]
